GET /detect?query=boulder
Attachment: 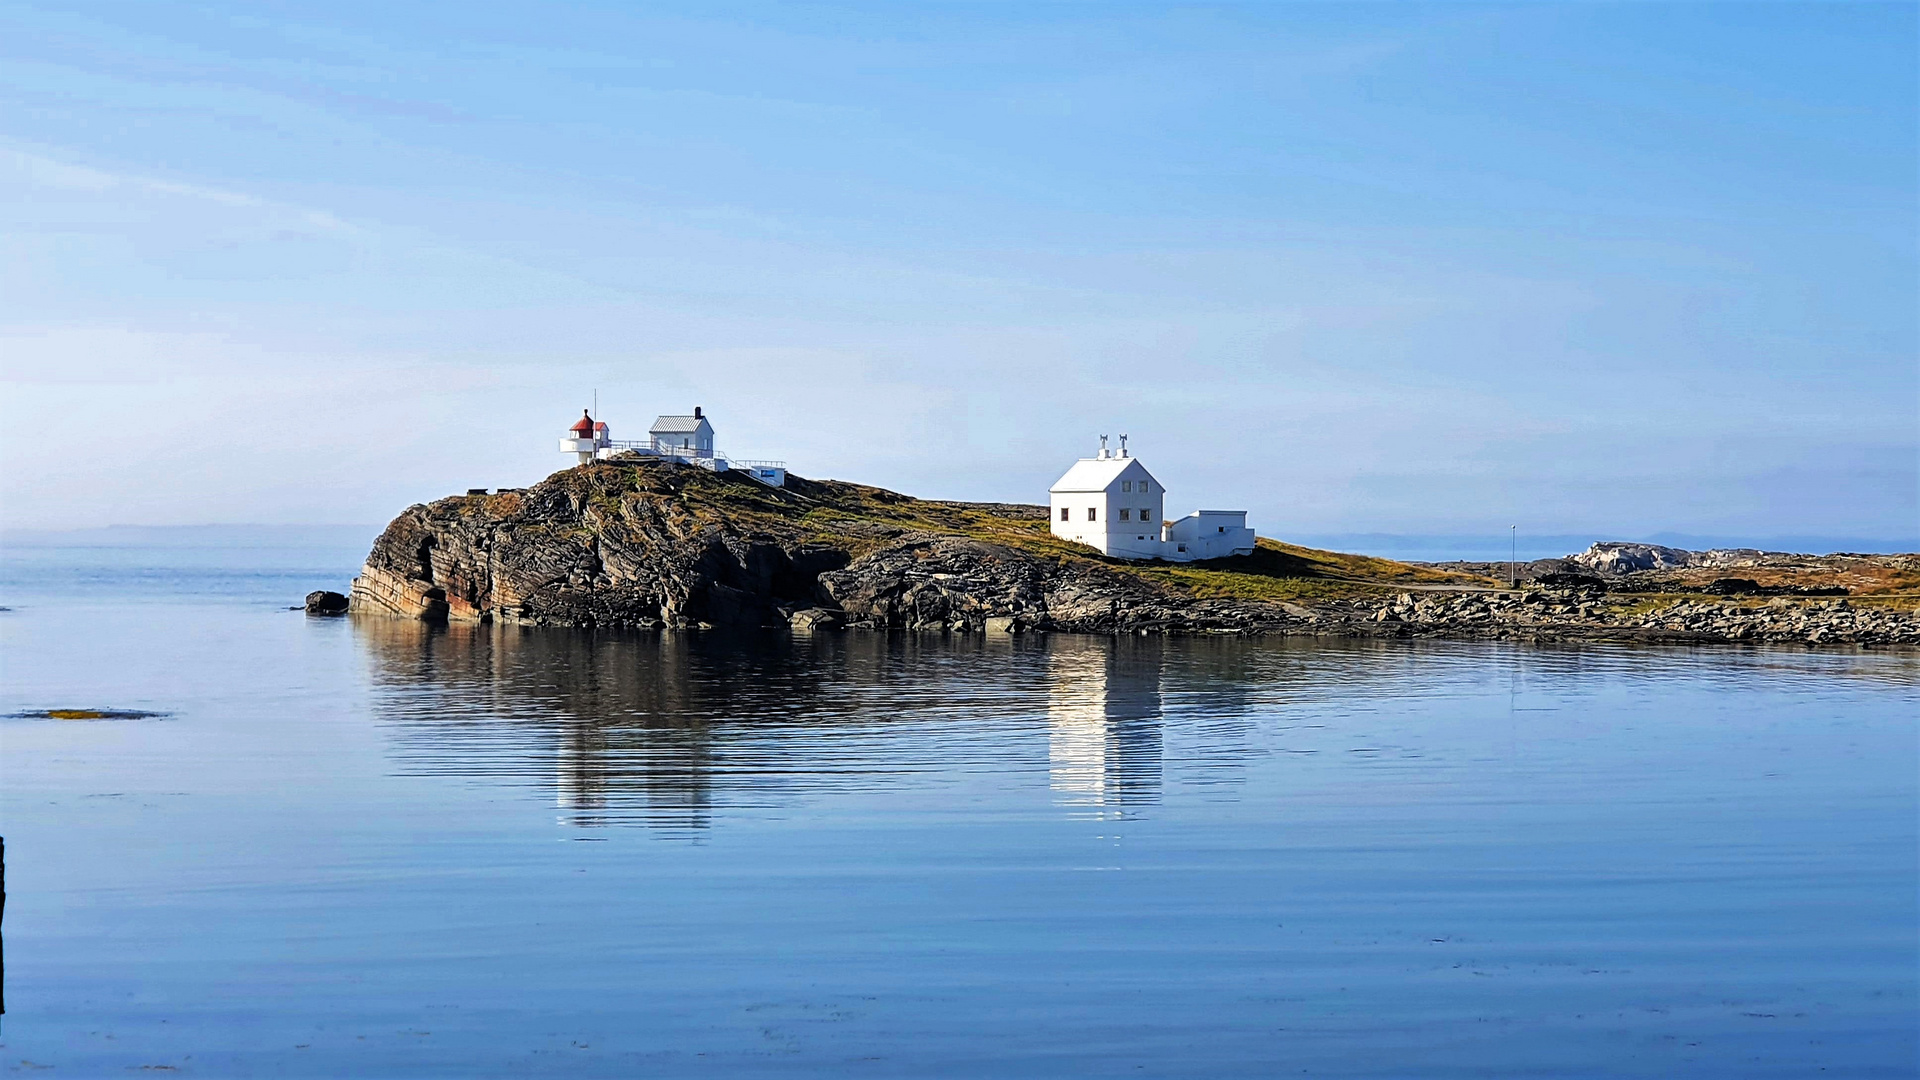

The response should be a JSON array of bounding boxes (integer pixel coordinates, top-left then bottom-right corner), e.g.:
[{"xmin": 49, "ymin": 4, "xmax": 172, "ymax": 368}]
[
  {"xmin": 787, "ymin": 607, "xmax": 844, "ymax": 632},
  {"xmin": 304, "ymin": 590, "xmax": 349, "ymax": 615},
  {"xmin": 1569, "ymin": 542, "xmax": 1695, "ymax": 574}
]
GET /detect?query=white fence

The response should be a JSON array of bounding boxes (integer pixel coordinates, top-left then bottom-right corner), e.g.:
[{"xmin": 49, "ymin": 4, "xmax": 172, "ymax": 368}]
[{"xmin": 602, "ymin": 441, "xmax": 786, "ymax": 473}]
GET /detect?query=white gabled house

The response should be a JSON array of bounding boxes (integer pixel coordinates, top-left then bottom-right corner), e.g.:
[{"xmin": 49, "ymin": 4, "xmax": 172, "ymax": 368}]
[
  {"xmin": 1048, "ymin": 446, "xmax": 1167, "ymax": 561},
  {"xmin": 649, "ymin": 408, "xmax": 715, "ymax": 459},
  {"xmin": 1048, "ymin": 436, "xmax": 1255, "ymax": 563}
]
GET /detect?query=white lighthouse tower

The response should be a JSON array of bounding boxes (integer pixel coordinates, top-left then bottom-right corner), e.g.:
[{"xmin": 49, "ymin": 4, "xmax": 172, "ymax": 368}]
[{"xmin": 559, "ymin": 410, "xmax": 609, "ymax": 464}]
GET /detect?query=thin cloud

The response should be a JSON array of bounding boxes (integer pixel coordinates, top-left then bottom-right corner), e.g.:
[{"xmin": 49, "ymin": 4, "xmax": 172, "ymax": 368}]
[{"xmin": 3, "ymin": 146, "xmax": 361, "ymax": 236}]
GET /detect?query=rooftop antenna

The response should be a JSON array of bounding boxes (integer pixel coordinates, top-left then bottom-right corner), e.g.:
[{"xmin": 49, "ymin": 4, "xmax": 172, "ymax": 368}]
[
  {"xmin": 1119, "ymin": 433, "xmax": 1129, "ymax": 458},
  {"xmin": 593, "ymin": 388, "xmax": 597, "ymax": 423},
  {"xmin": 1098, "ymin": 434, "xmax": 1109, "ymax": 459}
]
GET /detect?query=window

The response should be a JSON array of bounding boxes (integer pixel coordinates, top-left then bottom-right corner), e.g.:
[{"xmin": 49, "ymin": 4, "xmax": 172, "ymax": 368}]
[
  {"xmin": 1177, "ymin": 544, "xmax": 1187, "ymax": 552},
  {"xmin": 1139, "ymin": 481, "xmax": 1149, "ymax": 493},
  {"xmin": 1059, "ymin": 507, "xmax": 1069, "ymax": 521},
  {"xmin": 1121, "ymin": 480, "xmax": 1132, "ymax": 492},
  {"xmin": 1119, "ymin": 509, "xmax": 1131, "ymax": 521},
  {"xmin": 1140, "ymin": 508, "xmax": 1150, "ymax": 521},
  {"xmin": 1218, "ymin": 526, "xmax": 1225, "ymax": 533},
  {"xmin": 1087, "ymin": 508, "xmax": 1097, "ymax": 521}
]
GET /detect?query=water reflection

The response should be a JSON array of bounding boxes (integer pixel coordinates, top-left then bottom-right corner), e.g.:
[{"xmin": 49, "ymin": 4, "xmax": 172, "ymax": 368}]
[
  {"xmin": 355, "ymin": 617, "xmax": 1915, "ymax": 838},
  {"xmin": 1047, "ymin": 639, "xmax": 1162, "ymax": 813},
  {"xmin": 356, "ymin": 620, "xmax": 1132, "ymax": 835}
]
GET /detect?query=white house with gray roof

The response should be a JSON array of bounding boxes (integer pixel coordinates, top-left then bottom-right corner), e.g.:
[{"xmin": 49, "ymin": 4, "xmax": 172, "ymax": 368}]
[
  {"xmin": 649, "ymin": 408, "xmax": 714, "ymax": 459},
  {"xmin": 1048, "ymin": 436, "xmax": 1255, "ymax": 562}
]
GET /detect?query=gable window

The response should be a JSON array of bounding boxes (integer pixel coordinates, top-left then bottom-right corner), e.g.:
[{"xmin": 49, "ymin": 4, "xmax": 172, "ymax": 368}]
[
  {"xmin": 1087, "ymin": 508, "xmax": 1097, "ymax": 521},
  {"xmin": 1121, "ymin": 480, "xmax": 1132, "ymax": 492},
  {"xmin": 1139, "ymin": 481, "xmax": 1149, "ymax": 493},
  {"xmin": 1059, "ymin": 507, "xmax": 1069, "ymax": 521}
]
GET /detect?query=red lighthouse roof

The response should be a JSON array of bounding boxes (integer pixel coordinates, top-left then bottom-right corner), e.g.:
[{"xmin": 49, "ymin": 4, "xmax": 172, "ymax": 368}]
[{"xmin": 569, "ymin": 410, "xmax": 595, "ymax": 435}]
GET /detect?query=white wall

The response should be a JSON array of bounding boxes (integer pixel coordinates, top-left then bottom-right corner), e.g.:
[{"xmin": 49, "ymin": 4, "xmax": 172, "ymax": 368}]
[
  {"xmin": 650, "ymin": 421, "xmax": 714, "ymax": 456},
  {"xmin": 1049, "ymin": 458, "xmax": 1162, "ymax": 557},
  {"xmin": 1049, "ymin": 489, "xmax": 1114, "ymax": 551},
  {"xmin": 1165, "ymin": 511, "xmax": 1255, "ymax": 560}
]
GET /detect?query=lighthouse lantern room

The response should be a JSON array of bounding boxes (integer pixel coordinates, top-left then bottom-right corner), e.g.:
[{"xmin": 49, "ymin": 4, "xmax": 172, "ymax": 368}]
[{"xmin": 559, "ymin": 410, "xmax": 609, "ymax": 463}]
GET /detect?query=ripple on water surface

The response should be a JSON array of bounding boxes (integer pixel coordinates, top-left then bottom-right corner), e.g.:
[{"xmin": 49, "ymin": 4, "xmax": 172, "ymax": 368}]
[{"xmin": 0, "ymin": 602, "xmax": 1914, "ymax": 1078}]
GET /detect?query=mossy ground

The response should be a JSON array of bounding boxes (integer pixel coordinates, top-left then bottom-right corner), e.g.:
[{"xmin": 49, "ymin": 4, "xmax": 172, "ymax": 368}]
[
  {"xmin": 438, "ymin": 459, "xmax": 1911, "ymax": 615},
  {"xmin": 484, "ymin": 460, "xmax": 1496, "ymax": 603}
]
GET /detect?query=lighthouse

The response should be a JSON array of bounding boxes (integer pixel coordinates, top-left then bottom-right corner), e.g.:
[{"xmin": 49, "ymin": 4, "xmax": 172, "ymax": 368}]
[{"xmin": 559, "ymin": 410, "xmax": 609, "ymax": 464}]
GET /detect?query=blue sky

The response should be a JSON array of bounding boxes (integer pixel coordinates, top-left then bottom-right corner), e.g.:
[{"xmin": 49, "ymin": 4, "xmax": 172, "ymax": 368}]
[{"xmin": 2, "ymin": 2, "xmax": 1913, "ymax": 547}]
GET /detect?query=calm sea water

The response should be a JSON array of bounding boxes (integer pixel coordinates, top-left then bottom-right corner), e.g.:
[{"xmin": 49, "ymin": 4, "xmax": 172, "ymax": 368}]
[{"xmin": 1, "ymin": 532, "xmax": 1915, "ymax": 1077}]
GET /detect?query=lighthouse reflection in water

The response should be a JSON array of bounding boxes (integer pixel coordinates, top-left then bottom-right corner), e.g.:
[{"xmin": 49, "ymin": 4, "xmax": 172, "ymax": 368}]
[{"xmin": 362, "ymin": 623, "xmax": 1196, "ymax": 835}]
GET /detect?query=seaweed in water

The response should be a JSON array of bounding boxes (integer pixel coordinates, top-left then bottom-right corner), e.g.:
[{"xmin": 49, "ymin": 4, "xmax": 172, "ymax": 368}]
[{"xmin": 10, "ymin": 709, "xmax": 167, "ymax": 721}]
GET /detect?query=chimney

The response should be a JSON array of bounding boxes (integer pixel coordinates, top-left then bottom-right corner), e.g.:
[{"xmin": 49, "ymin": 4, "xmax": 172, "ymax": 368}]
[{"xmin": 694, "ymin": 406, "xmax": 703, "ymax": 419}]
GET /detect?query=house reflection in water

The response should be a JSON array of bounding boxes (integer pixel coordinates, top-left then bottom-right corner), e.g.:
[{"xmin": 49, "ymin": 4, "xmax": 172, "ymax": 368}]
[
  {"xmin": 357, "ymin": 616, "xmax": 1186, "ymax": 836},
  {"xmin": 1047, "ymin": 639, "xmax": 1163, "ymax": 812},
  {"xmin": 552, "ymin": 717, "xmax": 713, "ymax": 833}
]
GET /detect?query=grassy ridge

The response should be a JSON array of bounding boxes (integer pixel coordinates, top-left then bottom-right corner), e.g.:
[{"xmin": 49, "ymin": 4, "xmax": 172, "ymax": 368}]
[
  {"xmin": 699, "ymin": 468, "xmax": 1494, "ymax": 601},
  {"xmin": 515, "ymin": 460, "xmax": 1500, "ymax": 603}
]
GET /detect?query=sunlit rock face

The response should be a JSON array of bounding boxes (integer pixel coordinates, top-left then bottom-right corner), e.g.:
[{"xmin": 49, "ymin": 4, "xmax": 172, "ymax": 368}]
[
  {"xmin": 349, "ymin": 459, "xmax": 855, "ymax": 629},
  {"xmin": 345, "ymin": 458, "xmax": 1920, "ymax": 647},
  {"xmin": 345, "ymin": 457, "xmax": 1295, "ymax": 635},
  {"xmin": 1569, "ymin": 543, "xmax": 1698, "ymax": 574}
]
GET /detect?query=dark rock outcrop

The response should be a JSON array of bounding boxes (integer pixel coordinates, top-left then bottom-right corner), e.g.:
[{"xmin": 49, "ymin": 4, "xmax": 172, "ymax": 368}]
[
  {"xmin": 351, "ymin": 461, "xmax": 856, "ymax": 629},
  {"xmin": 347, "ymin": 459, "xmax": 1296, "ymax": 634},
  {"xmin": 304, "ymin": 590, "xmax": 349, "ymax": 615},
  {"xmin": 345, "ymin": 458, "xmax": 1919, "ymax": 648}
]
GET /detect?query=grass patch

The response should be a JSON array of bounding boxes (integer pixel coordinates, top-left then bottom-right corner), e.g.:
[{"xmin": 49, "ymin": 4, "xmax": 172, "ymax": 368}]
[
  {"xmin": 496, "ymin": 459, "xmax": 1511, "ymax": 603},
  {"xmin": 1128, "ymin": 540, "xmax": 1495, "ymax": 603}
]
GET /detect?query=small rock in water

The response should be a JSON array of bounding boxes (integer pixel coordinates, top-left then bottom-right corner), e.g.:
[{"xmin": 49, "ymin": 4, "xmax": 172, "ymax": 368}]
[
  {"xmin": 305, "ymin": 590, "xmax": 350, "ymax": 615},
  {"xmin": 12, "ymin": 708, "xmax": 165, "ymax": 721},
  {"xmin": 788, "ymin": 608, "xmax": 845, "ymax": 632}
]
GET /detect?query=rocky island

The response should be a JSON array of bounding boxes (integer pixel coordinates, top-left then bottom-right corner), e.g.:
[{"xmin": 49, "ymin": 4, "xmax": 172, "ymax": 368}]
[{"xmin": 347, "ymin": 457, "xmax": 1919, "ymax": 649}]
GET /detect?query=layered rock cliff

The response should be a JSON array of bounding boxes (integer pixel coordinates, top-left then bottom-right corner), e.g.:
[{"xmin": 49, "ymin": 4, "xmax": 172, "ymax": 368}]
[{"xmin": 348, "ymin": 457, "xmax": 1300, "ymax": 633}]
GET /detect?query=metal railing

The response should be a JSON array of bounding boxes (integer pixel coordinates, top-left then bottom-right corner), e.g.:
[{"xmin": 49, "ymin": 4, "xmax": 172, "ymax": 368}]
[{"xmin": 601, "ymin": 441, "xmax": 785, "ymax": 471}]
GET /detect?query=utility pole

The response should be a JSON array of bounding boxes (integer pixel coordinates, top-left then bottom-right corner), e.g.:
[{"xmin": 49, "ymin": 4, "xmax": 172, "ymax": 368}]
[{"xmin": 1510, "ymin": 524, "xmax": 1518, "ymax": 588}]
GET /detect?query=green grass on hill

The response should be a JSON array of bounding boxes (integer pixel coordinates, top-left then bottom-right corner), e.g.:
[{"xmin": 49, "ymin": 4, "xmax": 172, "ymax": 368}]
[
  {"xmin": 1133, "ymin": 539, "xmax": 1498, "ymax": 603},
  {"xmin": 530, "ymin": 459, "xmax": 1500, "ymax": 604}
]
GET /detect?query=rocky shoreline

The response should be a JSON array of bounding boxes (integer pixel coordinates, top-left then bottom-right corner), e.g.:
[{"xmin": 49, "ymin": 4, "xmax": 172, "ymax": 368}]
[
  {"xmin": 1314, "ymin": 588, "xmax": 1918, "ymax": 648},
  {"xmin": 343, "ymin": 458, "xmax": 1919, "ymax": 650}
]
